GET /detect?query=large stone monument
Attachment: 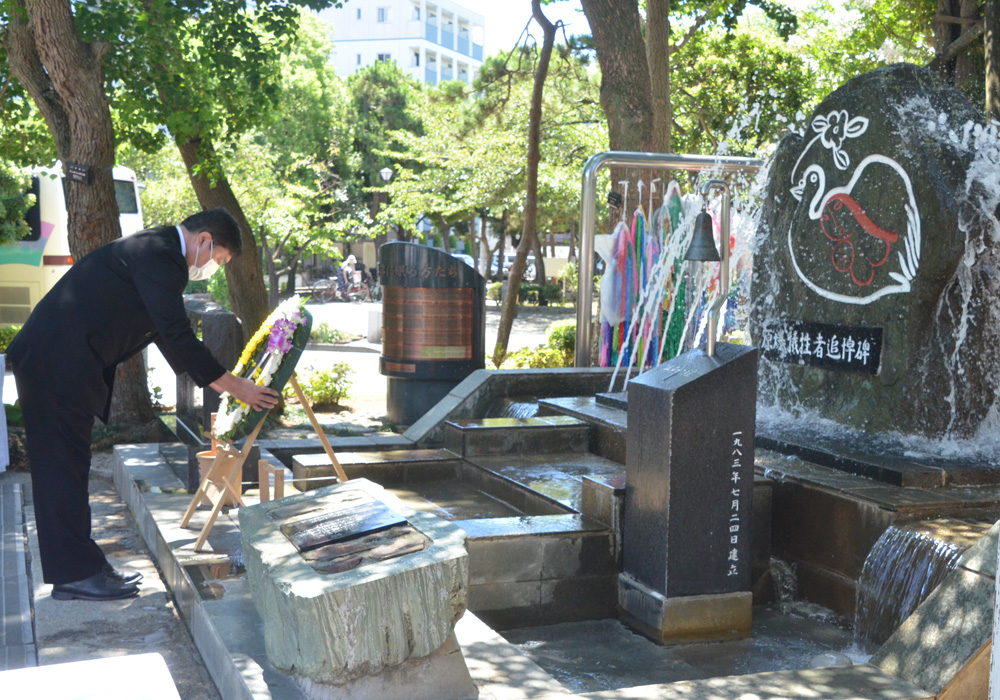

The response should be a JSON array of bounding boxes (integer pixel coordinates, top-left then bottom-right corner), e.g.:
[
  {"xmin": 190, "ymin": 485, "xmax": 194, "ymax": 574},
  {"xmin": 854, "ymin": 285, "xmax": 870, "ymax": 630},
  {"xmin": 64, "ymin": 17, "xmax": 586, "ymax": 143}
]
[
  {"xmin": 240, "ymin": 478, "xmax": 475, "ymax": 700},
  {"xmin": 618, "ymin": 343, "xmax": 759, "ymax": 643},
  {"xmin": 751, "ymin": 63, "xmax": 1000, "ymax": 439}
]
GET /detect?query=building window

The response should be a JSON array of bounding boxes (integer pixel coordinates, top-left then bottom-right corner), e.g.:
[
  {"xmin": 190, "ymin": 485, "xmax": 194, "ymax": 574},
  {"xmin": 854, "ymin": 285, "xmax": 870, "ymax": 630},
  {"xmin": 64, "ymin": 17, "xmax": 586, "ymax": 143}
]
[
  {"xmin": 413, "ymin": 5, "xmax": 421, "ymax": 20},
  {"xmin": 378, "ymin": 53, "xmax": 391, "ymax": 62},
  {"xmin": 356, "ymin": 8, "xmax": 361, "ymax": 19},
  {"xmin": 356, "ymin": 53, "xmax": 362, "ymax": 65},
  {"xmin": 413, "ymin": 51, "xmax": 421, "ymax": 67},
  {"xmin": 377, "ymin": 7, "xmax": 389, "ymax": 22}
]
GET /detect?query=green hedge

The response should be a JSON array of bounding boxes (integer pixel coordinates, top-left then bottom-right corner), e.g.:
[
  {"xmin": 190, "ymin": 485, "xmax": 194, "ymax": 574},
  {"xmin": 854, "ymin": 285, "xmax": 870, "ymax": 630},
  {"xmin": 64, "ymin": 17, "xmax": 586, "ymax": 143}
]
[
  {"xmin": 486, "ymin": 282, "xmax": 562, "ymax": 306},
  {"xmin": 0, "ymin": 325, "xmax": 20, "ymax": 354}
]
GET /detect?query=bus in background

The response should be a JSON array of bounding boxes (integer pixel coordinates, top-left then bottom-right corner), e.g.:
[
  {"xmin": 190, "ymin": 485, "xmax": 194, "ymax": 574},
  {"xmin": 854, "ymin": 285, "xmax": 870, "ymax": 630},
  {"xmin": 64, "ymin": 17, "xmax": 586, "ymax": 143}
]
[{"xmin": 0, "ymin": 163, "xmax": 144, "ymax": 326}]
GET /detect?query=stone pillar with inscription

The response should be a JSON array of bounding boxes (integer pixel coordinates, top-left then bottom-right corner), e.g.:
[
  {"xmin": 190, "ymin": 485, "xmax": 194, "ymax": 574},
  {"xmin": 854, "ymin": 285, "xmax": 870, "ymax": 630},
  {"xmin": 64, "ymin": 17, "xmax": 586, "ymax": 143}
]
[{"xmin": 619, "ymin": 342, "xmax": 759, "ymax": 644}]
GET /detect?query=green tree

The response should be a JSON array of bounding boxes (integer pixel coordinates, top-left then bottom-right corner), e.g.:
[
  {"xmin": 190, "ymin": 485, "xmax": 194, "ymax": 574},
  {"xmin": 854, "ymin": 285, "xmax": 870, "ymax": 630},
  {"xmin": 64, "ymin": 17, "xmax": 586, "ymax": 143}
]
[
  {"xmin": 0, "ymin": 158, "xmax": 32, "ymax": 245},
  {"xmin": 579, "ymin": 0, "xmax": 797, "ymax": 154},
  {"xmin": 2, "ymin": 0, "xmax": 151, "ymax": 425},
  {"xmin": 338, "ymin": 60, "xmax": 424, "ymax": 237},
  {"xmin": 671, "ymin": 29, "xmax": 815, "ymax": 154}
]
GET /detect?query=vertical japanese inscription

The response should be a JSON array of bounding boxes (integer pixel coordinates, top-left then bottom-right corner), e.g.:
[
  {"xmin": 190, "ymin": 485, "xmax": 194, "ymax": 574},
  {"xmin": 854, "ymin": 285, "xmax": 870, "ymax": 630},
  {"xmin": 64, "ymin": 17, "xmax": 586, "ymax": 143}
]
[{"xmin": 726, "ymin": 431, "xmax": 744, "ymax": 578}]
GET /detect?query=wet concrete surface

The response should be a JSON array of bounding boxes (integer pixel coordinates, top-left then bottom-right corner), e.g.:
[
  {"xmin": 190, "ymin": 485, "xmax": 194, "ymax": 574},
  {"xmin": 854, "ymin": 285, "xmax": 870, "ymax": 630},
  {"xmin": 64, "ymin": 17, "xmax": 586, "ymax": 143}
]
[
  {"xmin": 389, "ymin": 480, "xmax": 527, "ymax": 520},
  {"xmin": 502, "ymin": 602, "xmax": 869, "ymax": 695}
]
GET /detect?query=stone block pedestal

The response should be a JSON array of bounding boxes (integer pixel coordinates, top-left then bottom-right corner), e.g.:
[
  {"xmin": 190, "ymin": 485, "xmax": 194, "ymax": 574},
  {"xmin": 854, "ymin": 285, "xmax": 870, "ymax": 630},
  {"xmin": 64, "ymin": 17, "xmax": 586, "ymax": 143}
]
[
  {"xmin": 619, "ymin": 574, "xmax": 752, "ymax": 644},
  {"xmin": 240, "ymin": 478, "xmax": 475, "ymax": 699}
]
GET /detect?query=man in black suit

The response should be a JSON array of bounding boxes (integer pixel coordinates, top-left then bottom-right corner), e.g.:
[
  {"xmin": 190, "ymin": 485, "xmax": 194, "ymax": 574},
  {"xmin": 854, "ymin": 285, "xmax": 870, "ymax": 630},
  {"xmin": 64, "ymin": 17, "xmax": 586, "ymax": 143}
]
[{"xmin": 7, "ymin": 208, "xmax": 279, "ymax": 601}]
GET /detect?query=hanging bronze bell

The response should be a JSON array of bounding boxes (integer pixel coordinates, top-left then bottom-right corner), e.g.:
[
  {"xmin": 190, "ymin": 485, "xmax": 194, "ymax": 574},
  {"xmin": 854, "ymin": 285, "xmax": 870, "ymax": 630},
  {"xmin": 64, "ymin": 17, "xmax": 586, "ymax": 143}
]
[{"xmin": 684, "ymin": 210, "xmax": 721, "ymax": 262}]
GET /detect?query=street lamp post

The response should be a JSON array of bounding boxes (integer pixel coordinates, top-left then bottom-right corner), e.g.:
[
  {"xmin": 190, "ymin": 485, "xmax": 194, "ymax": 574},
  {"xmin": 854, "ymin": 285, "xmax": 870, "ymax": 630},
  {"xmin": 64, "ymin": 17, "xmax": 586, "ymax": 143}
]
[{"xmin": 378, "ymin": 167, "xmax": 394, "ymax": 242}]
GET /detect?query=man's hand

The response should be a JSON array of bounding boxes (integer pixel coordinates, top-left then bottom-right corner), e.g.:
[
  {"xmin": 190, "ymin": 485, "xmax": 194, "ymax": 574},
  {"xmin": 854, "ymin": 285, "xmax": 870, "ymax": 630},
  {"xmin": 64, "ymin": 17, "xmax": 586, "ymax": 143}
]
[{"xmin": 210, "ymin": 372, "xmax": 280, "ymax": 412}]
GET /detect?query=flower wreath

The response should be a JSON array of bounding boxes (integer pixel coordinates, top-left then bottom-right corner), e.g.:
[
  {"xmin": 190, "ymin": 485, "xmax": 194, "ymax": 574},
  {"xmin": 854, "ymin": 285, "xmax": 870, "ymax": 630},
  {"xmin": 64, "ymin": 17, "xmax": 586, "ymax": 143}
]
[{"xmin": 214, "ymin": 295, "xmax": 311, "ymax": 442}]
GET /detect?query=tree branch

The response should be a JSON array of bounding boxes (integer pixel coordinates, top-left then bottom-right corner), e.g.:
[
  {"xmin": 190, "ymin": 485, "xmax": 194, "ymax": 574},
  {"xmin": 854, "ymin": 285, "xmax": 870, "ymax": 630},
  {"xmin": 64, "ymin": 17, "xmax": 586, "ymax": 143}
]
[
  {"xmin": 928, "ymin": 18, "xmax": 985, "ymax": 71},
  {"xmin": 673, "ymin": 1, "xmax": 725, "ymax": 53}
]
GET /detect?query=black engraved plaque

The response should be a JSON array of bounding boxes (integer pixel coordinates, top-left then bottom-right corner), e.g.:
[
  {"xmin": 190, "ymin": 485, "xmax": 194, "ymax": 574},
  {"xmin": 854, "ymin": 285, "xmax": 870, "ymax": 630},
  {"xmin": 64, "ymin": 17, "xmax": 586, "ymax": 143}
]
[
  {"xmin": 760, "ymin": 319, "xmax": 883, "ymax": 375},
  {"xmin": 279, "ymin": 498, "xmax": 407, "ymax": 553}
]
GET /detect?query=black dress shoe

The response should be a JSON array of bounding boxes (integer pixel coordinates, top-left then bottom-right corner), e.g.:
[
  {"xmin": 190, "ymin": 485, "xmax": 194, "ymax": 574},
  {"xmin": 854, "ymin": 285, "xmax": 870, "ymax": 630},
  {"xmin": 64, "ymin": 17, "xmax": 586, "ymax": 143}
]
[
  {"xmin": 103, "ymin": 563, "xmax": 143, "ymax": 585},
  {"xmin": 51, "ymin": 573, "xmax": 139, "ymax": 601}
]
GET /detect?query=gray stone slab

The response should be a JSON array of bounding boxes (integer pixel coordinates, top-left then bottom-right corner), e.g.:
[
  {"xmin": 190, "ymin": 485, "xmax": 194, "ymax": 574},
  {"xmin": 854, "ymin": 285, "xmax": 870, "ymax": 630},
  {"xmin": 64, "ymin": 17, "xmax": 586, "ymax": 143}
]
[
  {"xmin": 958, "ymin": 518, "xmax": 999, "ymax": 578},
  {"xmin": 871, "ymin": 567, "xmax": 993, "ymax": 693},
  {"xmin": 0, "ymin": 644, "xmax": 36, "ymax": 671},
  {"xmin": 1, "ymin": 483, "xmax": 32, "ymax": 658},
  {"xmin": 0, "ymin": 652, "xmax": 182, "ymax": 699},
  {"xmin": 540, "ymin": 396, "xmax": 628, "ymax": 431},
  {"xmin": 575, "ymin": 663, "xmax": 932, "ymax": 699}
]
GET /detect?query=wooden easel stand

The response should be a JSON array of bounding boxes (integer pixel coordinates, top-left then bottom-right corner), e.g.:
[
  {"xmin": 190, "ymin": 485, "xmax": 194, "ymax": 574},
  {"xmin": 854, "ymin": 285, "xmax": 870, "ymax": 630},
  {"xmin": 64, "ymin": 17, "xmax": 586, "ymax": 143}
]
[{"xmin": 181, "ymin": 371, "xmax": 349, "ymax": 551}]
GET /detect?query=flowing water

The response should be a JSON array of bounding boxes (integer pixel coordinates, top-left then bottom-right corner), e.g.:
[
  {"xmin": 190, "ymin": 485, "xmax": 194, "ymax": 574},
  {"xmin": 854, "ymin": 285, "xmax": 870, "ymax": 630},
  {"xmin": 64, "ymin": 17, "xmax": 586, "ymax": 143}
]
[
  {"xmin": 853, "ymin": 523, "xmax": 963, "ymax": 649},
  {"xmin": 487, "ymin": 398, "xmax": 541, "ymax": 419}
]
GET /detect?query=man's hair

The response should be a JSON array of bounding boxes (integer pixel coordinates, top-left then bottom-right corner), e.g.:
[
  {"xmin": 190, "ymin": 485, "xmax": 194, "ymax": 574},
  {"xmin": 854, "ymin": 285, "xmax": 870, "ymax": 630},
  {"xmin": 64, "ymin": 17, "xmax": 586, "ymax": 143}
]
[{"xmin": 181, "ymin": 208, "xmax": 242, "ymax": 258}]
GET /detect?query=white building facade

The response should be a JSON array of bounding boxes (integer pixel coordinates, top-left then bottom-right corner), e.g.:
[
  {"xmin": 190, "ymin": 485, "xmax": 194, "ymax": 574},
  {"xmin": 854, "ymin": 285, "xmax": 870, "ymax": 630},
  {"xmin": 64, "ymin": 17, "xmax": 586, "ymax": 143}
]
[{"xmin": 320, "ymin": 0, "xmax": 486, "ymax": 86}]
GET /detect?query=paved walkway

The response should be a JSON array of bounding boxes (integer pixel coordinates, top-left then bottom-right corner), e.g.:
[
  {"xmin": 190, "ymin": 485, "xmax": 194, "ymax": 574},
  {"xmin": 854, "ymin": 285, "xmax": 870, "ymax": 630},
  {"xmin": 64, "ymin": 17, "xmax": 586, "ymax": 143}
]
[
  {"xmin": 0, "ymin": 480, "xmax": 33, "ymax": 670},
  {"xmin": 0, "ymin": 456, "xmax": 221, "ymax": 698}
]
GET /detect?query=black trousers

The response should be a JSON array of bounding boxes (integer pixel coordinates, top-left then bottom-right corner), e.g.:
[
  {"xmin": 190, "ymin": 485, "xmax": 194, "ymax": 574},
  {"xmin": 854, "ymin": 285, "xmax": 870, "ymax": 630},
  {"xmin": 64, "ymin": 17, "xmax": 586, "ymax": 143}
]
[{"xmin": 13, "ymin": 368, "xmax": 108, "ymax": 585}]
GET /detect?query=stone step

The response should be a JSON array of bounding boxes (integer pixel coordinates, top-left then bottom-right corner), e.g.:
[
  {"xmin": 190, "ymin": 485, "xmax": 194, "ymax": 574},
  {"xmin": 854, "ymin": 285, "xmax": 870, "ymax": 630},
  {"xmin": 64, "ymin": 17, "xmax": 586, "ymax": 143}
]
[
  {"xmin": 540, "ymin": 396, "xmax": 628, "ymax": 464},
  {"xmin": 466, "ymin": 451, "xmax": 626, "ymax": 514},
  {"xmin": 292, "ymin": 448, "xmax": 461, "ymax": 490},
  {"xmin": 0, "ymin": 482, "xmax": 34, "ymax": 671},
  {"xmin": 460, "ymin": 514, "xmax": 618, "ymax": 630},
  {"xmin": 444, "ymin": 415, "xmax": 591, "ymax": 457},
  {"xmin": 576, "ymin": 663, "xmax": 932, "ymax": 700}
]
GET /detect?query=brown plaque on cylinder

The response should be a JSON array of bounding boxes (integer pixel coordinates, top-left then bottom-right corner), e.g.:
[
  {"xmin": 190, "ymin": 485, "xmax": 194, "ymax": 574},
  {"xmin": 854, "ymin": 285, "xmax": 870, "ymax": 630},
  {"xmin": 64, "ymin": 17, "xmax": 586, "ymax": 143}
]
[{"xmin": 378, "ymin": 242, "xmax": 486, "ymax": 383}]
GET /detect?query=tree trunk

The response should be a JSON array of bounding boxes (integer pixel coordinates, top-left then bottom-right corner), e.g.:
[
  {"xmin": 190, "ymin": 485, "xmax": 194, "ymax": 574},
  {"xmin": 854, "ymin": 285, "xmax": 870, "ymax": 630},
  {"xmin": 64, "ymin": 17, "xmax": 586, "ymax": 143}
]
[
  {"xmin": 437, "ymin": 214, "xmax": 452, "ymax": 253},
  {"xmin": 5, "ymin": 0, "xmax": 154, "ymax": 426},
  {"xmin": 580, "ymin": 0, "xmax": 654, "ymax": 154},
  {"xmin": 478, "ymin": 214, "xmax": 489, "ymax": 275},
  {"xmin": 176, "ymin": 138, "xmax": 270, "ymax": 334},
  {"xmin": 646, "ymin": 0, "xmax": 672, "ymax": 154},
  {"xmin": 259, "ymin": 225, "xmax": 280, "ymax": 308},
  {"xmin": 531, "ymin": 233, "xmax": 546, "ymax": 288},
  {"xmin": 468, "ymin": 215, "xmax": 477, "ymax": 260},
  {"xmin": 955, "ymin": 0, "xmax": 981, "ymax": 90},
  {"xmin": 933, "ymin": 0, "xmax": 960, "ymax": 81},
  {"xmin": 987, "ymin": 0, "xmax": 1000, "ymax": 120},
  {"xmin": 492, "ymin": 0, "xmax": 556, "ymax": 366},
  {"xmin": 286, "ymin": 258, "xmax": 300, "ymax": 297}
]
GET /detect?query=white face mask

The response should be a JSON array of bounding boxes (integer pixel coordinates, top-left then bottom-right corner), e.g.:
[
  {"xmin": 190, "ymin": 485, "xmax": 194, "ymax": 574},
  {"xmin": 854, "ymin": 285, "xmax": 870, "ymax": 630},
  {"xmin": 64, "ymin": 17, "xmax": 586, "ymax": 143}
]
[{"xmin": 188, "ymin": 239, "xmax": 219, "ymax": 281}]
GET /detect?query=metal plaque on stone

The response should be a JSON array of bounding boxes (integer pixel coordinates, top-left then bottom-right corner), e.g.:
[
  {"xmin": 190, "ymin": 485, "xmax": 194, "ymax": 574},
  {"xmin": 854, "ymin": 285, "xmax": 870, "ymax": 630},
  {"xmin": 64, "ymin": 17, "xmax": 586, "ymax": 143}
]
[{"xmin": 279, "ymin": 495, "xmax": 407, "ymax": 552}]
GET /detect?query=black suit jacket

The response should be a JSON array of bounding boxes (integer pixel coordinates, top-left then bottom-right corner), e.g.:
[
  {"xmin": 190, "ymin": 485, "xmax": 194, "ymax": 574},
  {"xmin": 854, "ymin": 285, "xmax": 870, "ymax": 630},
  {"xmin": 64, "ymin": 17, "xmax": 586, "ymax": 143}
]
[{"xmin": 7, "ymin": 226, "xmax": 227, "ymax": 422}]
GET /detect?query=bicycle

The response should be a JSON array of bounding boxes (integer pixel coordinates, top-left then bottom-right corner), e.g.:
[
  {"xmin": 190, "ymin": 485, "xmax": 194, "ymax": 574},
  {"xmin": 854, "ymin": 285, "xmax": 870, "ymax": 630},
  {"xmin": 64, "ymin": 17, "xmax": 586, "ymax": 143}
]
[
  {"xmin": 310, "ymin": 275, "xmax": 344, "ymax": 304},
  {"xmin": 343, "ymin": 270, "xmax": 374, "ymax": 302}
]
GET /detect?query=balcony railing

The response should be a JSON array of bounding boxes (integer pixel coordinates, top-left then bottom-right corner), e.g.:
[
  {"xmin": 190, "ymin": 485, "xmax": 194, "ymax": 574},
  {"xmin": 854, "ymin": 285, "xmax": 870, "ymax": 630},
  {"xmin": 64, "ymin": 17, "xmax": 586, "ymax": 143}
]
[
  {"xmin": 473, "ymin": 43, "xmax": 483, "ymax": 61},
  {"xmin": 441, "ymin": 29, "xmax": 454, "ymax": 49},
  {"xmin": 425, "ymin": 21, "xmax": 438, "ymax": 42},
  {"xmin": 425, "ymin": 68, "xmax": 438, "ymax": 86},
  {"xmin": 441, "ymin": 69, "xmax": 454, "ymax": 81},
  {"xmin": 457, "ymin": 36, "xmax": 469, "ymax": 55}
]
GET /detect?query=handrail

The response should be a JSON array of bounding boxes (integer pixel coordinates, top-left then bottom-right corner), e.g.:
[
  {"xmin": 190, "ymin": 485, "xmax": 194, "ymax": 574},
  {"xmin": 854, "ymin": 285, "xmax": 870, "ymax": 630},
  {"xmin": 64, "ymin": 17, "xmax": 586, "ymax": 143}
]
[{"xmin": 574, "ymin": 151, "xmax": 764, "ymax": 367}]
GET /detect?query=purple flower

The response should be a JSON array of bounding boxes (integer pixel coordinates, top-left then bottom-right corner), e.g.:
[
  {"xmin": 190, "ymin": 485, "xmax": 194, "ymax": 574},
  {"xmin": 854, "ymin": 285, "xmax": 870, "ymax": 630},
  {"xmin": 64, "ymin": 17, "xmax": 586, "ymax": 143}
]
[{"xmin": 267, "ymin": 318, "xmax": 295, "ymax": 354}]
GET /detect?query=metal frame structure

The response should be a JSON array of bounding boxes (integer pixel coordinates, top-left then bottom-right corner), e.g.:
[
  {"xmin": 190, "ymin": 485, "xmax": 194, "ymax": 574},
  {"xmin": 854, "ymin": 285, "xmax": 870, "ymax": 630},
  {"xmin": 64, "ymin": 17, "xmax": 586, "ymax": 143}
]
[{"xmin": 574, "ymin": 151, "xmax": 765, "ymax": 367}]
